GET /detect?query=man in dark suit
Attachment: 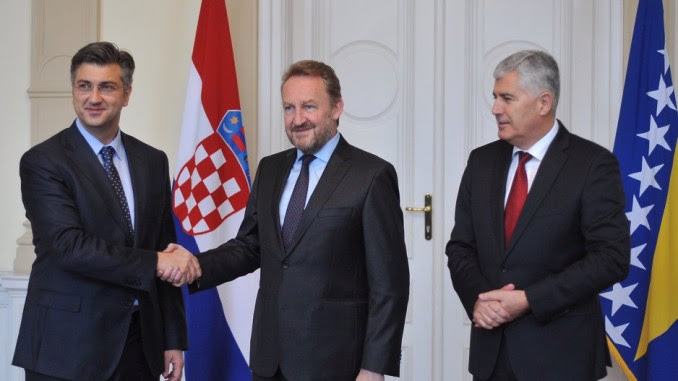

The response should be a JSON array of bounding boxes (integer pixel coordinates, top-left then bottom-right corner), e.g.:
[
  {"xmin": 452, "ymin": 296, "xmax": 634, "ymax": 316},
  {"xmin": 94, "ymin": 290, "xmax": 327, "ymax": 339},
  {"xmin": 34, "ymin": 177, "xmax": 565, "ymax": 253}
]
[
  {"xmin": 161, "ymin": 60, "xmax": 410, "ymax": 381},
  {"xmin": 13, "ymin": 42, "xmax": 200, "ymax": 381},
  {"xmin": 446, "ymin": 50, "xmax": 630, "ymax": 381}
]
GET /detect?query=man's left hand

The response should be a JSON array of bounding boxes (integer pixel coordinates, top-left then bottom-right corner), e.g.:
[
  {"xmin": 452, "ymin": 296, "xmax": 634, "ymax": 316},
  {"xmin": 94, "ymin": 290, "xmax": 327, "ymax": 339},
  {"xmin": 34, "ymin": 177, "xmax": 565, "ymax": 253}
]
[
  {"xmin": 478, "ymin": 283, "xmax": 530, "ymax": 322},
  {"xmin": 356, "ymin": 369, "xmax": 384, "ymax": 381},
  {"xmin": 163, "ymin": 349, "xmax": 184, "ymax": 381}
]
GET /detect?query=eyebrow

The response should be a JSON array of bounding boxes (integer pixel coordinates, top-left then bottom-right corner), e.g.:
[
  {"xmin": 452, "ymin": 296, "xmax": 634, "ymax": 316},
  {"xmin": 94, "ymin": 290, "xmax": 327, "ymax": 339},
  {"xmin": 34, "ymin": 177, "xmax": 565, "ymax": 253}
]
[
  {"xmin": 493, "ymin": 91, "xmax": 514, "ymax": 98},
  {"xmin": 75, "ymin": 79, "xmax": 119, "ymax": 85}
]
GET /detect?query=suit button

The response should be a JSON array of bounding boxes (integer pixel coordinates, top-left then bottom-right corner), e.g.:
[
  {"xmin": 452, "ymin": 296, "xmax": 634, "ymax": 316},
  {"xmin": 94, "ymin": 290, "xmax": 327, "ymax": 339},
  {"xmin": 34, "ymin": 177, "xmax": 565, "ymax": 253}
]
[
  {"xmin": 501, "ymin": 267, "xmax": 508, "ymax": 273},
  {"xmin": 281, "ymin": 262, "xmax": 289, "ymax": 269}
]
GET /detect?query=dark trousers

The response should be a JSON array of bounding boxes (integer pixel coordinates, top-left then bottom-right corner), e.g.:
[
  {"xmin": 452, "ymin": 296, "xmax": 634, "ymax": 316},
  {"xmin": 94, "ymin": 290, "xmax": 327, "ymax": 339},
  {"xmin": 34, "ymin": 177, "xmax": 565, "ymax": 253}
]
[
  {"xmin": 474, "ymin": 332, "xmax": 518, "ymax": 381},
  {"xmin": 25, "ymin": 311, "xmax": 155, "ymax": 381},
  {"xmin": 252, "ymin": 368, "xmax": 289, "ymax": 381}
]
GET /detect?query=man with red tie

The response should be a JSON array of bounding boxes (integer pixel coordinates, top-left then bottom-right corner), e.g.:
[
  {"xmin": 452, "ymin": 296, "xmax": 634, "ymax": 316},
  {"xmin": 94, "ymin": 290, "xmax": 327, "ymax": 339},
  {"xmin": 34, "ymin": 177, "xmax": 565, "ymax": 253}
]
[{"xmin": 446, "ymin": 50, "xmax": 630, "ymax": 381}]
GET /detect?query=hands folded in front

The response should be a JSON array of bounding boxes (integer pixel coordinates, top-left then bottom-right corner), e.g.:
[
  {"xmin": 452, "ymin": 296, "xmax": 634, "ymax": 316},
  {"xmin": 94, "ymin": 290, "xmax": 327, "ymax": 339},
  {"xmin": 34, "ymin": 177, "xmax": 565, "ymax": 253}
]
[
  {"xmin": 472, "ymin": 283, "xmax": 530, "ymax": 330},
  {"xmin": 156, "ymin": 243, "xmax": 202, "ymax": 287}
]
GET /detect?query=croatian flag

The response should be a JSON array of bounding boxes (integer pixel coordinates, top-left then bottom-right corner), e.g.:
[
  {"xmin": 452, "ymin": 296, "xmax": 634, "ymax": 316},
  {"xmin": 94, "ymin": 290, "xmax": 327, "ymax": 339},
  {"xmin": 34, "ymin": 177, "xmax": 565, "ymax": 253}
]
[
  {"xmin": 601, "ymin": 0, "xmax": 678, "ymax": 379},
  {"xmin": 171, "ymin": 0, "xmax": 256, "ymax": 379}
]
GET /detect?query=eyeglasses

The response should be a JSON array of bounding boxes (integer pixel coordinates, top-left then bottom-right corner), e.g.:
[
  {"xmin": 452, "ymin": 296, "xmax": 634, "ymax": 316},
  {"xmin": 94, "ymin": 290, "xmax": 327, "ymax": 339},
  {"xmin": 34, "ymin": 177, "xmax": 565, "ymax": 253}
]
[{"xmin": 74, "ymin": 82, "xmax": 123, "ymax": 94}]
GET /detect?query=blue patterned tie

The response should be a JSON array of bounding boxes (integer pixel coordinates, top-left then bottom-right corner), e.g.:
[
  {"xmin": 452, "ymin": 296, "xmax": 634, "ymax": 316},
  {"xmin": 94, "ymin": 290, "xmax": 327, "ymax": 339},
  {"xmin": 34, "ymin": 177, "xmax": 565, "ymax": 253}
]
[
  {"xmin": 100, "ymin": 146, "xmax": 134, "ymax": 237},
  {"xmin": 282, "ymin": 155, "xmax": 316, "ymax": 249}
]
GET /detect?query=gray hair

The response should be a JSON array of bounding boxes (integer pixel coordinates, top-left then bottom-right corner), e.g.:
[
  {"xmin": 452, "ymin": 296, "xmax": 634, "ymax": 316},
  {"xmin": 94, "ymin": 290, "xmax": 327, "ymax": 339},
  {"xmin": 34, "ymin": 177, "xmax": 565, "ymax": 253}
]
[{"xmin": 494, "ymin": 50, "xmax": 560, "ymax": 114}]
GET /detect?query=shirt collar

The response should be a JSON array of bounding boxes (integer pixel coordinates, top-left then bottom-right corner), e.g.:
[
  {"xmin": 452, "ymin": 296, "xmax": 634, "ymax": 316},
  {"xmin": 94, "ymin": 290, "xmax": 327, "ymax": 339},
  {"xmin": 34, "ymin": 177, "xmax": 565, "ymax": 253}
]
[
  {"xmin": 295, "ymin": 131, "xmax": 341, "ymax": 163},
  {"xmin": 75, "ymin": 118, "xmax": 124, "ymax": 157},
  {"xmin": 512, "ymin": 120, "xmax": 559, "ymax": 161}
]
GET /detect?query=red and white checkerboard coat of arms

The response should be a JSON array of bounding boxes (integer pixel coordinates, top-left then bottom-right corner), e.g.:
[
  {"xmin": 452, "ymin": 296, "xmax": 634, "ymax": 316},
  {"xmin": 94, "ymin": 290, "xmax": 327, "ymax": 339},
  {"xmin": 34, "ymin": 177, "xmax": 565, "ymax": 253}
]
[{"xmin": 172, "ymin": 131, "xmax": 250, "ymax": 235}]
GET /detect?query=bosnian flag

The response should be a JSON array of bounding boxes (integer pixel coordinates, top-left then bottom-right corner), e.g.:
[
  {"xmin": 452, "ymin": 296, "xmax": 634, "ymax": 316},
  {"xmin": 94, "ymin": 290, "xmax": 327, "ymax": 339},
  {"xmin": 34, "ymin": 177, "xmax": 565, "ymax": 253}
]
[
  {"xmin": 172, "ymin": 0, "xmax": 256, "ymax": 379},
  {"xmin": 602, "ymin": 0, "xmax": 678, "ymax": 379}
]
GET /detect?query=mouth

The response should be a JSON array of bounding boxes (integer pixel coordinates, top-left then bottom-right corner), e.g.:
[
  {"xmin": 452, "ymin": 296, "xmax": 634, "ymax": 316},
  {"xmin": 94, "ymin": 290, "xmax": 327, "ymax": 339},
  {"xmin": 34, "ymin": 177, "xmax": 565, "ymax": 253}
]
[
  {"xmin": 291, "ymin": 123, "xmax": 314, "ymax": 133},
  {"xmin": 496, "ymin": 120, "xmax": 510, "ymax": 128},
  {"xmin": 85, "ymin": 107, "xmax": 106, "ymax": 115}
]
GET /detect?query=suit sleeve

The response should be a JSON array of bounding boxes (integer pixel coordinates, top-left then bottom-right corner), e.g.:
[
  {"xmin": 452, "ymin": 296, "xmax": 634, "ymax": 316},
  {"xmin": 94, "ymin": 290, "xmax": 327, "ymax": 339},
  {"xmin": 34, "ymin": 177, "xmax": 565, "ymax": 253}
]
[
  {"xmin": 155, "ymin": 154, "xmax": 187, "ymax": 350},
  {"xmin": 360, "ymin": 164, "xmax": 410, "ymax": 376},
  {"xmin": 525, "ymin": 150, "xmax": 630, "ymax": 322},
  {"xmin": 445, "ymin": 153, "xmax": 495, "ymax": 318},
  {"xmin": 189, "ymin": 161, "xmax": 263, "ymax": 292},
  {"xmin": 19, "ymin": 148, "xmax": 158, "ymax": 290}
]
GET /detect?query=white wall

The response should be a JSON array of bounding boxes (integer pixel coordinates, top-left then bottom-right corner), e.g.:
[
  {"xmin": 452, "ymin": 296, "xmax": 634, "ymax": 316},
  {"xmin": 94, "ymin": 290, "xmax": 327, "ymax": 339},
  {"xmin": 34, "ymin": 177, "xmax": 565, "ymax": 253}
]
[
  {"xmin": 0, "ymin": 2, "xmax": 32, "ymax": 272},
  {"xmin": 100, "ymin": 0, "xmax": 201, "ymax": 173}
]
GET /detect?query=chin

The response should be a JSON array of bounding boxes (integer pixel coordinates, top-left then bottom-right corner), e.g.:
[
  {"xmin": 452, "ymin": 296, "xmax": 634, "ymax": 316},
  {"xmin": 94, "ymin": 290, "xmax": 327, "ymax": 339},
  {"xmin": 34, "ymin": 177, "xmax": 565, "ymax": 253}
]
[
  {"xmin": 497, "ymin": 128, "xmax": 512, "ymax": 139},
  {"xmin": 296, "ymin": 144, "xmax": 315, "ymax": 154},
  {"xmin": 287, "ymin": 136, "xmax": 309, "ymax": 151}
]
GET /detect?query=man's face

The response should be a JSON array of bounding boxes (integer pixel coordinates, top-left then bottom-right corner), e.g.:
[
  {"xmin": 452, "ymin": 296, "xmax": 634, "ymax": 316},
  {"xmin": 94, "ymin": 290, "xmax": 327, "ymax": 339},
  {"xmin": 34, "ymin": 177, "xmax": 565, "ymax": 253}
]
[
  {"xmin": 72, "ymin": 63, "xmax": 131, "ymax": 135},
  {"xmin": 282, "ymin": 75, "xmax": 343, "ymax": 154},
  {"xmin": 492, "ymin": 70, "xmax": 550, "ymax": 149}
]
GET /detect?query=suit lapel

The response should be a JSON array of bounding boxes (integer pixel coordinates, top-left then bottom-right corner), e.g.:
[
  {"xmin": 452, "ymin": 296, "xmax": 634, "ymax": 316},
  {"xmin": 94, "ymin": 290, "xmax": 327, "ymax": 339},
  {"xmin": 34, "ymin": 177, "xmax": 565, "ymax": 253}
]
[
  {"xmin": 123, "ymin": 133, "xmax": 146, "ymax": 246},
  {"xmin": 62, "ymin": 124, "xmax": 133, "ymax": 242},
  {"xmin": 284, "ymin": 137, "xmax": 352, "ymax": 256},
  {"xmin": 272, "ymin": 149, "xmax": 297, "ymax": 256},
  {"xmin": 506, "ymin": 123, "xmax": 570, "ymax": 254},
  {"xmin": 493, "ymin": 143, "xmax": 514, "ymax": 255}
]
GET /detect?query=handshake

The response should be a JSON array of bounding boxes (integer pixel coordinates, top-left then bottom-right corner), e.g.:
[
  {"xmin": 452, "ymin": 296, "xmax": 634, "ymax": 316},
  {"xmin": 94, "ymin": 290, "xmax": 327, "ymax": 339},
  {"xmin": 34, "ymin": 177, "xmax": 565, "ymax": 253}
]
[{"xmin": 156, "ymin": 243, "xmax": 202, "ymax": 287}]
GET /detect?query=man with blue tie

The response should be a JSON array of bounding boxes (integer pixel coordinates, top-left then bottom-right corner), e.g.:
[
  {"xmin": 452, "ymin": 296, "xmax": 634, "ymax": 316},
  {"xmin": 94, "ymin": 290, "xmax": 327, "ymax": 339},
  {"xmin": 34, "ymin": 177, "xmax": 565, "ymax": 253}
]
[{"xmin": 13, "ymin": 41, "xmax": 200, "ymax": 381}]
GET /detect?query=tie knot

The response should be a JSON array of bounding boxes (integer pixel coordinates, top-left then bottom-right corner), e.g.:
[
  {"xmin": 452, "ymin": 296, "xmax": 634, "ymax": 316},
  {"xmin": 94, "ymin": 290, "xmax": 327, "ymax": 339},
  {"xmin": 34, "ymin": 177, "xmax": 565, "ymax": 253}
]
[
  {"xmin": 301, "ymin": 154, "xmax": 316, "ymax": 167},
  {"xmin": 100, "ymin": 146, "xmax": 116, "ymax": 163},
  {"xmin": 517, "ymin": 151, "xmax": 532, "ymax": 166}
]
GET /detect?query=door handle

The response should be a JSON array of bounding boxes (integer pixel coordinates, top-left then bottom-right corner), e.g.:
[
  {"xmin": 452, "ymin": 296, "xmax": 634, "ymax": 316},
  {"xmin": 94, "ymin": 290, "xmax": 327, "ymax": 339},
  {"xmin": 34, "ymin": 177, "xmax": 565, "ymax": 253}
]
[{"xmin": 405, "ymin": 193, "xmax": 432, "ymax": 240}]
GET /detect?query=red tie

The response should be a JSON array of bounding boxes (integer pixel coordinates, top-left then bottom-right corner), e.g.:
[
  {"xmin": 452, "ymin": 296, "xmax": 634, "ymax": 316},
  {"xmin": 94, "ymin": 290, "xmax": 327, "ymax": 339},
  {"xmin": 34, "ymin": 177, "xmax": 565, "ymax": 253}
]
[{"xmin": 504, "ymin": 152, "xmax": 531, "ymax": 246}]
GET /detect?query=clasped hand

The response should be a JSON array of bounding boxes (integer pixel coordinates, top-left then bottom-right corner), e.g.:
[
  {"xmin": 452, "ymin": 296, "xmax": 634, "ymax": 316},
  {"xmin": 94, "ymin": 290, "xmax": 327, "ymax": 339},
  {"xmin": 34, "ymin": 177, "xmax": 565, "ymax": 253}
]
[
  {"xmin": 156, "ymin": 243, "xmax": 202, "ymax": 287},
  {"xmin": 472, "ymin": 283, "xmax": 529, "ymax": 330}
]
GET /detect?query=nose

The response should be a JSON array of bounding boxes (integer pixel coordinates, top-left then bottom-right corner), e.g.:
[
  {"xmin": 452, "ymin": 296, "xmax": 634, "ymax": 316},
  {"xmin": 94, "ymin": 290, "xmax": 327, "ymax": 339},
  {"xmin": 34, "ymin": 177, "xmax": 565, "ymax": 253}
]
[
  {"xmin": 491, "ymin": 99, "xmax": 502, "ymax": 115},
  {"xmin": 292, "ymin": 108, "xmax": 305, "ymax": 126},
  {"xmin": 89, "ymin": 87, "xmax": 103, "ymax": 103}
]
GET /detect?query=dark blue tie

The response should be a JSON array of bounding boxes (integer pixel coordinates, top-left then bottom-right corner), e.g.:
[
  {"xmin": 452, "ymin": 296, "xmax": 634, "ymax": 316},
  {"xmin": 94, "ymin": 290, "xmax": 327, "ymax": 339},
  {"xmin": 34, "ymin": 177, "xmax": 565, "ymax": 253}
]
[
  {"xmin": 100, "ymin": 146, "xmax": 134, "ymax": 237},
  {"xmin": 282, "ymin": 155, "xmax": 315, "ymax": 249}
]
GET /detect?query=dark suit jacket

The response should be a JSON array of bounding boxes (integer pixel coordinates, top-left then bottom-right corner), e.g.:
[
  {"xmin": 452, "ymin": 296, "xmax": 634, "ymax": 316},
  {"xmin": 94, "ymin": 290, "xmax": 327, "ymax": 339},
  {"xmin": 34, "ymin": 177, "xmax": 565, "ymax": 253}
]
[
  {"xmin": 13, "ymin": 123, "xmax": 187, "ymax": 380},
  {"xmin": 446, "ymin": 122, "xmax": 630, "ymax": 381},
  {"xmin": 190, "ymin": 136, "xmax": 409, "ymax": 381}
]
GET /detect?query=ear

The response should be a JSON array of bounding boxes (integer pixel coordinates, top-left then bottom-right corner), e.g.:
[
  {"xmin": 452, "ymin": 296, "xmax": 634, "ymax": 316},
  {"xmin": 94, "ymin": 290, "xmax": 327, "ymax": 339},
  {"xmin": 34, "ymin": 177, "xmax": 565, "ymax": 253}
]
[
  {"xmin": 332, "ymin": 98, "xmax": 344, "ymax": 121},
  {"xmin": 537, "ymin": 91, "xmax": 553, "ymax": 116},
  {"xmin": 122, "ymin": 86, "xmax": 133, "ymax": 107}
]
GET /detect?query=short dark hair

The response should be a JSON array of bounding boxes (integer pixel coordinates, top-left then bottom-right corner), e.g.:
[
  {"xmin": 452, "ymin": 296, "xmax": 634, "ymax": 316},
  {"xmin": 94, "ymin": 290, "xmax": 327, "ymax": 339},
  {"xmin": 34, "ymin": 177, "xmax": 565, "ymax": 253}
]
[
  {"xmin": 281, "ymin": 60, "xmax": 342, "ymax": 106},
  {"xmin": 70, "ymin": 41, "xmax": 135, "ymax": 88}
]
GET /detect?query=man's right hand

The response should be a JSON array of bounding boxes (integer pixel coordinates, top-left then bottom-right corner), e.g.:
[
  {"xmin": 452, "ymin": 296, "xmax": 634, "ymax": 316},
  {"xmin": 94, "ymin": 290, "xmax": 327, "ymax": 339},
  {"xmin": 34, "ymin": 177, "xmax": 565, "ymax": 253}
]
[
  {"xmin": 157, "ymin": 243, "xmax": 201, "ymax": 287},
  {"xmin": 472, "ymin": 283, "xmax": 515, "ymax": 329}
]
